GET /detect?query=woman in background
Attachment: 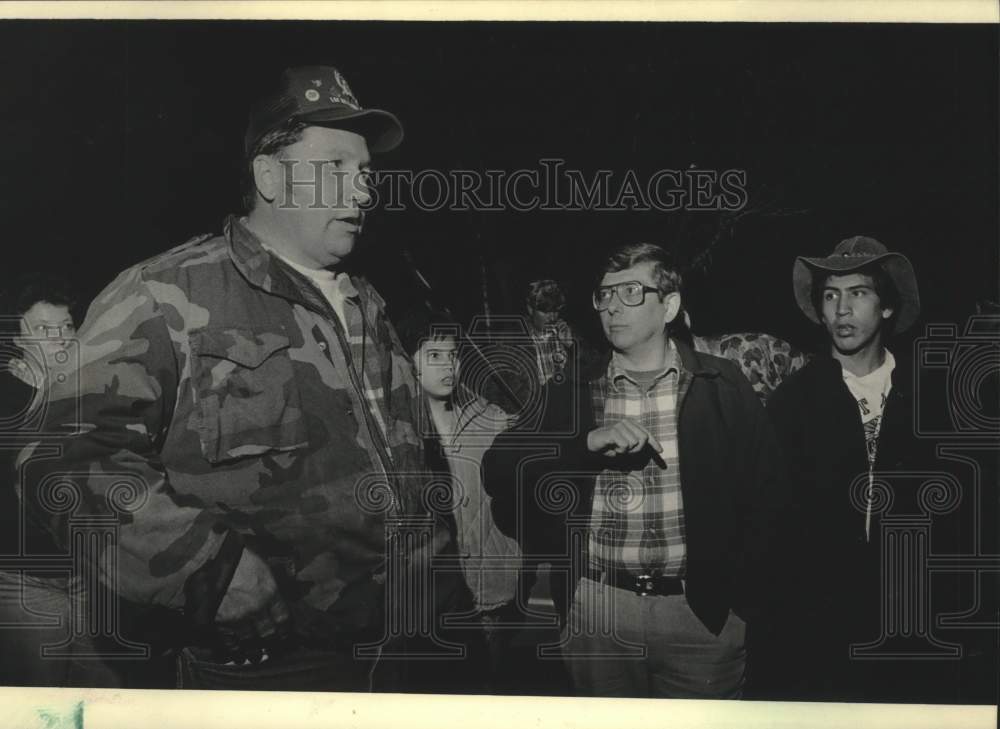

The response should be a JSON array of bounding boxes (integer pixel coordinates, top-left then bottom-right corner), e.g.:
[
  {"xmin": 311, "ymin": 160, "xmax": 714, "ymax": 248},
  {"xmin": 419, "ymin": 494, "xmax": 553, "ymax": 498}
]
[{"xmin": 0, "ymin": 273, "xmax": 120, "ymax": 687}]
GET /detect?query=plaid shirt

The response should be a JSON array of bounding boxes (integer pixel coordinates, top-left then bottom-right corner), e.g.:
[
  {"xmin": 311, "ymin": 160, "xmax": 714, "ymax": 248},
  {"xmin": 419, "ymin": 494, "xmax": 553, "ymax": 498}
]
[
  {"xmin": 588, "ymin": 340, "xmax": 690, "ymax": 576},
  {"xmin": 259, "ymin": 241, "xmax": 392, "ymax": 455},
  {"xmin": 336, "ymin": 275, "xmax": 391, "ymax": 445},
  {"xmin": 271, "ymin": 260, "xmax": 405, "ymax": 519}
]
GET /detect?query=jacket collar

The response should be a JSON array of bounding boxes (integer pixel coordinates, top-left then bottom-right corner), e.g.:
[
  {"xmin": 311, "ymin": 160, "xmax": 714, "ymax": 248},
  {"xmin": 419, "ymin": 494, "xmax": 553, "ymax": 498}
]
[
  {"xmin": 607, "ymin": 339, "xmax": 679, "ymax": 391},
  {"xmin": 581, "ymin": 336, "xmax": 722, "ymax": 386},
  {"xmin": 674, "ymin": 336, "xmax": 723, "ymax": 379},
  {"xmin": 417, "ymin": 389, "xmax": 503, "ymax": 446},
  {"xmin": 226, "ymin": 215, "xmax": 280, "ymax": 292},
  {"xmin": 812, "ymin": 346, "xmax": 911, "ymax": 396},
  {"xmin": 224, "ymin": 214, "xmax": 361, "ymax": 314}
]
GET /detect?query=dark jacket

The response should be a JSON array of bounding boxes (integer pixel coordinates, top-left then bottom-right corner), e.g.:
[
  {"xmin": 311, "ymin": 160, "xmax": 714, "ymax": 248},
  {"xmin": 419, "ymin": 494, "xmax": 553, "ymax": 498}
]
[
  {"xmin": 482, "ymin": 338, "xmax": 786, "ymax": 635},
  {"xmin": 767, "ymin": 353, "xmax": 932, "ymax": 602},
  {"xmin": 763, "ymin": 351, "xmax": 965, "ymax": 701}
]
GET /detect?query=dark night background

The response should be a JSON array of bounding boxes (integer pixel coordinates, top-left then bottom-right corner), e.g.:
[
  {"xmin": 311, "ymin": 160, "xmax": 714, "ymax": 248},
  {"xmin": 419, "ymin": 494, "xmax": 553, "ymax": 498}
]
[{"xmin": 0, "ymin": 21, "xmax": 996, "ymax": 353}]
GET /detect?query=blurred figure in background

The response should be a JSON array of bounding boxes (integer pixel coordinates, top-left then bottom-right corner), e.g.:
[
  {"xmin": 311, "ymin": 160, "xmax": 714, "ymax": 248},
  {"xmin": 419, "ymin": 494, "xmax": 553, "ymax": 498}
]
[
  {"xmin": 691, "ymin": 329, "xmax": 807, "ymax": 407},
  {"xmin": 481, "ymin": 278, "xmax": 577, "ymax": 418},
  {"xmin": 0, "ymin": 273, "xmax": 120, "ymax": 687},
  {"xmin": 525, "ymin": 279, "xmax": 575, "ymax": 387},
  {"xmin": 2, "ymin": 273, "xmax": 77, "ymax": 414}
]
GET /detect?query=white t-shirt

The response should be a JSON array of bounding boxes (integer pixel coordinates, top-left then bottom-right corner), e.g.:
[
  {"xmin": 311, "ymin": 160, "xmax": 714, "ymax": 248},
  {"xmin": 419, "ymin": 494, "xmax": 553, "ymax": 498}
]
[
  {"xmin": 266, "ymin": 248, "xmax": 349, "ymax": 331},
  {"xmin": 263, "ymin": 246, "xmax": 395, "ymax": 444}
]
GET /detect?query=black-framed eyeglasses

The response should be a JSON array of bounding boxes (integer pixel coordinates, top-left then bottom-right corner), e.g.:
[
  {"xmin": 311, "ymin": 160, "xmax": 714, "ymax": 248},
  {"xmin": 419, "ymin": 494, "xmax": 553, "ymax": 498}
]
[{"xmin": 592, "ymin": 281, "xmax": 661, "ymax": 311}]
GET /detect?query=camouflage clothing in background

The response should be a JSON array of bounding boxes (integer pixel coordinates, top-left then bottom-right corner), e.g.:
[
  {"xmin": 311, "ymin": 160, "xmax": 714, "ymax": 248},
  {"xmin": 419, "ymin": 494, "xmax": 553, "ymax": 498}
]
[
  {"xmin": 692, "ymin": 332, "xmax": 808, "ymax": 405},
  {"xmin": 21, "ymin": 216, "xmax": 444, "ymax": 642}
]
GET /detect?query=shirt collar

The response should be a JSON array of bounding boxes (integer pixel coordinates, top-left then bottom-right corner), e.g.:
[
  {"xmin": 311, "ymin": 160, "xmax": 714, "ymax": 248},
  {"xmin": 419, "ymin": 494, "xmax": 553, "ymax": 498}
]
[
  {"xmin": 226, "ymin": 215, "xmax": 360, "ymax": 305},
  {"xmin": 607, "ymin": 338, "xmax": 679, "ymax": 391},
  {"xmin": 841, "ymin": 349, "xmax": 896, "ymax": 383}
]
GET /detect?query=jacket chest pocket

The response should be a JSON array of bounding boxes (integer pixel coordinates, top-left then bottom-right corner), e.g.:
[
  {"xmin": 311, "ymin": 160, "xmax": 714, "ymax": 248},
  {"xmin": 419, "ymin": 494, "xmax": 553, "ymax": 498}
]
[{"xmin": 190, "ymin": 328, "xmax": 309, "ymax": 464}]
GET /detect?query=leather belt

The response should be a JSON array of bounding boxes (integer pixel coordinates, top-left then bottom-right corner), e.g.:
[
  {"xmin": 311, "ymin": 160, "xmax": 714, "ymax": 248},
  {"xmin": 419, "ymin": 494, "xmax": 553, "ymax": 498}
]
[{"xmin": 585, "ymin": 566, "xmax": 684, "ymax": 597}]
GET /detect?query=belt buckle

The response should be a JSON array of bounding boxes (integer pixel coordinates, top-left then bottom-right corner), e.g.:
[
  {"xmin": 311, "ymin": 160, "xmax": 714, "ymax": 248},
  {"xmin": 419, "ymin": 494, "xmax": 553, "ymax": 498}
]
[{"xmin": 634, "ymin": 573, "xmax": 656, "ymax": 596}]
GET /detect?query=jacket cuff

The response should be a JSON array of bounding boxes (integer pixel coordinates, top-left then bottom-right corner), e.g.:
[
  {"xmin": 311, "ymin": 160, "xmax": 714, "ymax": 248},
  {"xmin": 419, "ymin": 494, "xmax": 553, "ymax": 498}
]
[
  {"xmin": 183, "ymin": 529, "xmax": 246, "ymax": 627},
  {"xmin": 563, "ymin": 431, "xmax": 603, "ymax": 470}
]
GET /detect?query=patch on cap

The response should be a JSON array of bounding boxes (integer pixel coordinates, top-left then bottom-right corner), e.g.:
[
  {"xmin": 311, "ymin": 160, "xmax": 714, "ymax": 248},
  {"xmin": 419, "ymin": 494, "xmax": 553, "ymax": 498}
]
[
  {"xmin": 304, "ymin": 89, "xmax": 320, "ymax": 102},
  {"xmin": 329, "ymin": 69, "xmax": 361, "ymax": 110}
]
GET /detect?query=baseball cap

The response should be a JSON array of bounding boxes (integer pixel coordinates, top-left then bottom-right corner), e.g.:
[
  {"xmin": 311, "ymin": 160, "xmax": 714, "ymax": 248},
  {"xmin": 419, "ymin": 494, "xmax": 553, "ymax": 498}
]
[{"xmin": 244, "ymin": 65, "xmax": 404, "ymax": 156}]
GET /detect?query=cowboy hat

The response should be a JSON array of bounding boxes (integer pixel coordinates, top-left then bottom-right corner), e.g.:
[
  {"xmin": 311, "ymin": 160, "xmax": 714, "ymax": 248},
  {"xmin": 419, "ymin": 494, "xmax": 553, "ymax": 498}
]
[{"xmin": 793, "ymin": 235, "xmax": 920, "ymax": 333}]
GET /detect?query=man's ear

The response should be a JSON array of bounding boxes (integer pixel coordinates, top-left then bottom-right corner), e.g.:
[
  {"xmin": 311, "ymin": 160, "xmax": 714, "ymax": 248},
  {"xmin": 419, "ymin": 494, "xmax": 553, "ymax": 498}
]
[
  {"xmin": 252, "ymin": 154, "xmax": 279, "ymax": 204},
  {"xmin": 662, "ymin": 291, "xmax": 682, "ymax": 326}
]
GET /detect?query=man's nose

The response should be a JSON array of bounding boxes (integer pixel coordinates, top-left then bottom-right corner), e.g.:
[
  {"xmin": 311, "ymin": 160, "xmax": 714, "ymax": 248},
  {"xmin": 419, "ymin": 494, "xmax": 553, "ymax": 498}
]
[
  {"xmin": 350, "ymin": 170, "xmax": 372, "ymax": 208},
  {"xmin": 836, "ymin": 295, "xmax": 851, "ymax": 315}
]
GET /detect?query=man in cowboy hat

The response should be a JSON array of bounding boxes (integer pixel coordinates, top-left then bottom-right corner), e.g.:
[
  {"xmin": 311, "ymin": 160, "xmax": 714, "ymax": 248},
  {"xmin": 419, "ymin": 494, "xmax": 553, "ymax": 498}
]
[{"xmin": 762, "ymin": 235, "xmax": 941, "ymax": 701}]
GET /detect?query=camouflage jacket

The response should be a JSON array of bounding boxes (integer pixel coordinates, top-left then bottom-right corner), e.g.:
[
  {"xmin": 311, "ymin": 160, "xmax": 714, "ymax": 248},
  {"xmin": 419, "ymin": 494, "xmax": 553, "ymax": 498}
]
[{"xmin": 22, "ymin": 216, "xmax": 440, "ymax": 637}]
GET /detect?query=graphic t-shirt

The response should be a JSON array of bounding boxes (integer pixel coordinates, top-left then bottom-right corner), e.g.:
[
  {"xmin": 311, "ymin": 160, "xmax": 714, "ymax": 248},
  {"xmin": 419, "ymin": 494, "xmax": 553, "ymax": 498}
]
[
  {"xmin": 842, "ymin": 350, "xmax": 895, "ymax": 540},
  {"xmin": 842, "ymin": 350, "xmax": 896, "ymax": 465}
]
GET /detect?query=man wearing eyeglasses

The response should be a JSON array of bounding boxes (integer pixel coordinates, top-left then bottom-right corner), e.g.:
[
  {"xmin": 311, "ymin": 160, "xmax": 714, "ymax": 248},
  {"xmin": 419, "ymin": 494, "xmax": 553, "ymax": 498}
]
[{"xmin": 483, "ymin": 242, "xmax": 784, "ymax": 698}]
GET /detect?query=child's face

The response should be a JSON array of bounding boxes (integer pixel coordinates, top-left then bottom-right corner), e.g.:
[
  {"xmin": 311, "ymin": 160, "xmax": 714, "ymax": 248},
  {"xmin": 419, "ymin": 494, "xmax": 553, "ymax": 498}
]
[{"xmin": 415, "ymin": 336, "xmax": 458, "ymax": 401}]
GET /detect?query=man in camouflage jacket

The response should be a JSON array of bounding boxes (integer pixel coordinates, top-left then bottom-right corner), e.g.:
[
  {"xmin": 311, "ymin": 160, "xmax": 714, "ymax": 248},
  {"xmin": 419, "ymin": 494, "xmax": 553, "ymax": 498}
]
[{"xmin": 20, "ymin": 66, "xmax": 451, "ymax": 690}]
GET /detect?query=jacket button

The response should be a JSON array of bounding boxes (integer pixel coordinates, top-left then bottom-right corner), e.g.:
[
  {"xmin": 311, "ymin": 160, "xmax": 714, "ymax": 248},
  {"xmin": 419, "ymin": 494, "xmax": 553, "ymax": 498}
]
[
  {"xmin": 318, "ymin": 341, "xmax": 328, "ymax": 351},
  {"xmin": 346, "ymin": 408, "xmax": 353, "ymax": 416}
]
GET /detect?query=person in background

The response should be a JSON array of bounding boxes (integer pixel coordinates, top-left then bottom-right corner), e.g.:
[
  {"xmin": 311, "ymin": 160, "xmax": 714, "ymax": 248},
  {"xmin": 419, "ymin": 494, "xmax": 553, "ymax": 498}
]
[
  {"xmin": 397, "ymin": 309, "xmax": 528, "ymax": 693},
  {"xmin": 691, "ymin": 329, "xmax": 807, "ymax": 406},
  {"xmin": 482, "ymin": 279, "xmax": 578, "ymax": 421},
  {"xmin": 2, "ymin": 273, "xmax": 78, "ymax": 415},
  {"xmin": 0, "ymin": 273, "xmax": 119, "ymax": 686},
  {"xmin": 525, "ymin": 279, "xmax": 575, "ymax": 387}
]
